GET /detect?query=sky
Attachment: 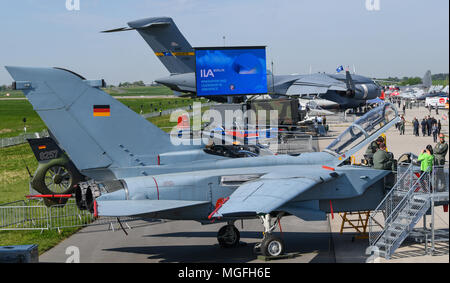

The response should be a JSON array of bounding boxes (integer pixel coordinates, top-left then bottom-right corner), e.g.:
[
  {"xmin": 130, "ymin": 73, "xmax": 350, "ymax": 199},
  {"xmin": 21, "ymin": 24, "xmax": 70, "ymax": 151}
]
[{"xmin": 0, "ymin": 0, "xmax": 448, "ymax": 85}]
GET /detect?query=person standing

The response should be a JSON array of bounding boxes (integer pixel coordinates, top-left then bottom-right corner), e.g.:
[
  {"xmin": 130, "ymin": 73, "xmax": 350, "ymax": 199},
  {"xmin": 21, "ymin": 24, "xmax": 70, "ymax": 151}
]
[
  {"xmin": 427, "ymin": 116, "xmax": 433, "ymax": 136},
  {"xmin": 434, "ymin": 134, "xmax": 448, "ymax": 191},
  {"xmin": 413, "ymin": 117, "xmax": 419, "ymax": 137},
  {"xmin": 432, "ymin": 123, "xmax": 439, "ymax": 143},
  {"xmin": 421, "ymin": 118, "xmax": 427, "ymax": 137},
  {"xmin": 418, "ymin": 145, "xmax": 434, "ymax": 174},
  {"xmin": 437, "ymin": 120, "xmax": 441, "ymax": 135},
  {"xmin": 399, "ymin": 115, "xmax": 405, "ymax": 135},
  {"xmin": 402, "ymin": 104, "xmax": 406, "ymax": 115},
  {"xmin": 434, "ymin": 134, "xmax": 448, "ymax": 166}
]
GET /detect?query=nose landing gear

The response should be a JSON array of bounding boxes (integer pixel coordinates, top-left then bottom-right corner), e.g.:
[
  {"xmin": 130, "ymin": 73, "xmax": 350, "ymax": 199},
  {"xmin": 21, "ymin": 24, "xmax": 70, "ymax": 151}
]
[
  {"xmin": 215, "ymin": 213, "xmax": 286, "ymax": 257},
  {"xmin": 254, "ymin": 213, "xmax": 285, "ymax": 257}
]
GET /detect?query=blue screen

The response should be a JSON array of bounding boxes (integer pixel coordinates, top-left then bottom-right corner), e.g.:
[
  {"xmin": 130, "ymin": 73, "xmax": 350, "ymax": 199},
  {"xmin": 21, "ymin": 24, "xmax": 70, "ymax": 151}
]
[{"xmin": 195, "ymin": 47, "xmax": 268, "ymax": 96}]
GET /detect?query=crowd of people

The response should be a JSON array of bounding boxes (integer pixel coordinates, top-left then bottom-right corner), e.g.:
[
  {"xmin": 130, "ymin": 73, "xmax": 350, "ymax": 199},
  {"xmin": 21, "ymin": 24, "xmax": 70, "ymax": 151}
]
[{"xmin": 410, "ymin": 116, "xmax": 442, "ymax": 142}]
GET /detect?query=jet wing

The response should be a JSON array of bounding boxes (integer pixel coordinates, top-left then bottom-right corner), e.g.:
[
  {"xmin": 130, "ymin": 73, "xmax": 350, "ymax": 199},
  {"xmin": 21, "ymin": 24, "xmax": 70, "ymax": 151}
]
[
  {"xmin": 97, "ymin": 200, "xmax": 210, "ymax": 217},
  {"xmin": 211, "ymin": 170, "xmax": 333, "ymax": 218},
  {"xmin": 285, "ymin": 73, "xmax": 347, "ymax": 96}
]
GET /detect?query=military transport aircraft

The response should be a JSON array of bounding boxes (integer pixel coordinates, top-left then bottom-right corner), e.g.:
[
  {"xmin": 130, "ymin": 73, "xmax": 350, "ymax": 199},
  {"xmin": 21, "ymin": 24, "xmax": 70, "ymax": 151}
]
[
  {"xmin": 102, "ymin": 17, "xmax": 382, "ymax": 110},
  {"xmin": 7, "ymin": 66, "xmax": 401, "ymax": 257}
]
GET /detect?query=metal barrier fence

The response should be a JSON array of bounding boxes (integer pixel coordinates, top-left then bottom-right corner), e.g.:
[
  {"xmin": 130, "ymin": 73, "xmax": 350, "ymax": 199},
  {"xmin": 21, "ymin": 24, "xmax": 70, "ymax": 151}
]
[
  {"xmin": 272, "ymin": 135, "xmax": 315, "ymax": 154},
  {"xmin": 432, "ymin": 165, "xmax": 449, "ymax": 193},
  {"xmin": 325, "ymin": 113, "xmax": 358, "ymax": 124},
  {"xmin": 141, "ymin": 102, "xmax": 218, "ymax": 119},
  {"xmin": 0, "ymin": 199, "xmax": 140, "ymax": 232},
  {"xmin": 0, "ymin": 130, "xmax": 49, "ymax": 148}
]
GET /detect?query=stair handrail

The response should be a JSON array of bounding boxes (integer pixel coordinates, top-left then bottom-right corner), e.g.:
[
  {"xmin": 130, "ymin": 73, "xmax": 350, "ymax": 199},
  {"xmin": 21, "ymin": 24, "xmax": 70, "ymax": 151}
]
[
  {"xmin": 382, "ymin": 171, "xmax": 430, "ymax": 229},
  {"xmin": 369, "ymin": 163, "xmax": 427, "ymax": 246},
  {"xmin": 382, "ymin": 171, "xmax": 432, "ymax": 257}
]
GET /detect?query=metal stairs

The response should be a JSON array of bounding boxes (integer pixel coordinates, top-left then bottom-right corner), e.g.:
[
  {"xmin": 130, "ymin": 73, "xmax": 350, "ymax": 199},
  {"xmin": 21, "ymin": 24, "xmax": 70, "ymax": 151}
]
[{"xmin": 369, "ymin": 164, "xmax": 433, "ymax": 259}]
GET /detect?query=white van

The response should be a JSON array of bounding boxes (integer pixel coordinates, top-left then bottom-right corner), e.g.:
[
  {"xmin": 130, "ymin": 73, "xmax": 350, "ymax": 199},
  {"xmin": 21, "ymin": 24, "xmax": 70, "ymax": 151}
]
[{"xmin": 425, "ymin": 96, "xmax": 449, "ymax": 109}]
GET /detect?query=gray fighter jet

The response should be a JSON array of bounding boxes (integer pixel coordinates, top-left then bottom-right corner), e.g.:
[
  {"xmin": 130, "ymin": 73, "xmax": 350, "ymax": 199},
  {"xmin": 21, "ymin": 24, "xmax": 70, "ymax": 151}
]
[
  {"xmin": 102, "ymin": 17, "xmax": 382, "ymax": 110},
  {"xmin": 7, "ymin": 66, "xmax": 402, "ymax": 256}
]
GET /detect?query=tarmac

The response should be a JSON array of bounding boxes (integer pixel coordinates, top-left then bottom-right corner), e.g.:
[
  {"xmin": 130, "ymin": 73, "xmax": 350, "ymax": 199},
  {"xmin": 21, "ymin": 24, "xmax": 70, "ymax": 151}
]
[
  {"xmin": 39, "ymin": 104, "xmax": 448, "ymax": 263},
  {"xmin": 39, "ymin": 217, "xmax": 335, "ymax": 263}
]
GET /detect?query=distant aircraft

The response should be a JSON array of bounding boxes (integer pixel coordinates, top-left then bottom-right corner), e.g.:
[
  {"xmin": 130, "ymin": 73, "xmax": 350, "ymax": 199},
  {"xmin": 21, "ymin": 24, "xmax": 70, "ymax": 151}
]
[
  {"xmin": 102, "ymin": 17, "xmax": 382, "ymax": 110},
  {"xmin": 399, "ymin": 70, "xmax": 432, "ymax": 92},
  {"xmin": 7, "ymin": 66, "xmax": 403, "ymax": 256},
  {"xmin": 382, "ymin": 71, "xmax": 448, "ymax": 101}
]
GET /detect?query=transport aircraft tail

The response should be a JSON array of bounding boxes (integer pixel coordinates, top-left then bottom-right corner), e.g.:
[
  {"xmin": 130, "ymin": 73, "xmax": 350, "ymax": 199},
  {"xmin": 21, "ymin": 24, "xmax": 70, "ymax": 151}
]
[{"xmin": 102, "ymin": 17, "xmax": 195, "ymax": 75}]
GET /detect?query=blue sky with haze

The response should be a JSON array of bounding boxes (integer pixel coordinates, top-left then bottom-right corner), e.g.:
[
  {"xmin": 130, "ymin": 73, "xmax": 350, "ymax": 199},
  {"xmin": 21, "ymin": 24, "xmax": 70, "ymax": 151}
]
[{"xmin": 0, "ymin": 0, "xmax": 448, "ymax": 85}]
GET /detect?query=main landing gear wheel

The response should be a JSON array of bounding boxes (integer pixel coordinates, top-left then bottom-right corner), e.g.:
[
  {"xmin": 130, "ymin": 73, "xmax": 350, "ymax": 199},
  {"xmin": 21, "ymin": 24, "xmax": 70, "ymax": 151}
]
[
  {"xmin": 217, "ymin": 224, "xmax": 240, "ymax": 248},
  {"xmin": 261, "ymin": 234, "xmax": 285, "ymax": 257}
]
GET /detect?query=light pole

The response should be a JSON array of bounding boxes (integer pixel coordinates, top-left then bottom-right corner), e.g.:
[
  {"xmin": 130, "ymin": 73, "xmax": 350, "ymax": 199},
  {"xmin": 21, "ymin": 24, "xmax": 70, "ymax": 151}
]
[{"xmin": 23, "ymin": 117, "xmax": 27, "ymax": 133}]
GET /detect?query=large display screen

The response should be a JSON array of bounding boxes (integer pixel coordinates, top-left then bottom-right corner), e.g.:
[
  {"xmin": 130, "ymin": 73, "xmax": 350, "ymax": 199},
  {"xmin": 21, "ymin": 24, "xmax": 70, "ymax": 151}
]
[{"xmin": 195, "ymin": 46, "xmax": 268, "ymax": 96}]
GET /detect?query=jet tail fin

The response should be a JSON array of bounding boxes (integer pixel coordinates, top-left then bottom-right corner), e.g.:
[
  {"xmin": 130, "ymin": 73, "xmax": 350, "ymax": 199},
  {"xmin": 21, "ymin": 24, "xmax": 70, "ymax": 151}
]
[
  {"xmin": 102, "ymin": 17, "xmax": 195, "ymax": 75},
  {"xmin": 422, "ymin": 70, "xmax": 432, "ymax": 88},
  {"xmin": 6, "ymin": 66, "xmax": 184, "ymax": 171}
]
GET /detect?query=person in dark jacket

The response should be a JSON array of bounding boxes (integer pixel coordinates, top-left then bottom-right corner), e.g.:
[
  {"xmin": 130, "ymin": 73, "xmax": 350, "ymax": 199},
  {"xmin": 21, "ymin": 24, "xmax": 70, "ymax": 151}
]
[
  {"xmin": 427, "ymin": 116, "xmax": 433, "ymax": 136},
  {"xmin": 421, "ymin": 118, "xmax": 427, "ymax": 137},
  {"xmin": 413, "ymin": 117, "xmax": 419, "ymax": 136}
]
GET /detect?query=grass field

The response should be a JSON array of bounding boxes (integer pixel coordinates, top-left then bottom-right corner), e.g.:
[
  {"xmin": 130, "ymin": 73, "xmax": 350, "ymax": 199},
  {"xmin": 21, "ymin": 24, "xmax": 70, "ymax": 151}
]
[
  {"xmin": 0, "ymin": 90, "xmax": 24, "ymax": 98},
  {"xmin": 0, "ymin": 143, "xmax": 80, "ymax": 254},
  {"xmin": 0, "ymin": 100, "xmax": 47, "ymax": 138},
  {"xmin": 1, "ymin": 85, "xmax": 174, "ymax": 98},
  {"xmin": 0, "ymin": 96, "xmax": 205, "ymax": 139},
  {"xmin": 103, "ymin": 86, "xmax": 172, "ymax": 96}
]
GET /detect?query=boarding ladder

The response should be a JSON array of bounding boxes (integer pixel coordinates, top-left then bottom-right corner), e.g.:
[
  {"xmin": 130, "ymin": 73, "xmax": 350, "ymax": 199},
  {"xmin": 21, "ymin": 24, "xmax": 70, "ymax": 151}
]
[{"xmin": 368, "ymin": 164, "xmax": 436, "ymax": 259}]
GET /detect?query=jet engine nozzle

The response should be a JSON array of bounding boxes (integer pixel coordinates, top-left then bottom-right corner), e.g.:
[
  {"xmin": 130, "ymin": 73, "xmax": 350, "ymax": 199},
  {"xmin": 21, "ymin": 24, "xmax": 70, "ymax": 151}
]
[
  {"xmin": 75, "ymin": 180, "xmax": 102, "ymax": 212},
  {"xmin": 75, "ymin": 179, "xmax": 127, "ymax": 212}
]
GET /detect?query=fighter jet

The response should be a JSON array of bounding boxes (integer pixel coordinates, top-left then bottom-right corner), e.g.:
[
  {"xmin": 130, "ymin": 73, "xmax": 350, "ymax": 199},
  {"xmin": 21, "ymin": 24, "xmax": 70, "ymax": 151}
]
[
  {"xmin": 102, "ymin": 17, "xmax": 382, "ymax": 110},
  {"xmin": 399, "ymin": 70, "xmax": 433, "ymax": 92},
  {"xmin": 7, "ymin": 66, "xmax": 401, "ymax": 257}
]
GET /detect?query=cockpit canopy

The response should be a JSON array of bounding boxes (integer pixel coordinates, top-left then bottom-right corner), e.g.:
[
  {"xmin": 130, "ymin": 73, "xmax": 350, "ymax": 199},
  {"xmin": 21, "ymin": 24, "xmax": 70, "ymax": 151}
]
[{"xmin": 325, "ymin": 103, "xmax": 398, "ymax": 155}]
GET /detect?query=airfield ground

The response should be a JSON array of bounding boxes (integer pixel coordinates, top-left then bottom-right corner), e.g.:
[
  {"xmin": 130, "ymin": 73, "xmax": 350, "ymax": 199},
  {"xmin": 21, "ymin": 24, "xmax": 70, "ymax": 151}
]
[{"xmin": 1, "ymin": 92, "xmax": 448, "ymax": 262}]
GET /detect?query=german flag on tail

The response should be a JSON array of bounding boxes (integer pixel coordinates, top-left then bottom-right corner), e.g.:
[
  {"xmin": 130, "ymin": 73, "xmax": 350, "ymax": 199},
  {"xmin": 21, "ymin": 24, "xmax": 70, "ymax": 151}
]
[{"xmin": 93, "ymin": 105, "xmax": 110, "ymax": 117}]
